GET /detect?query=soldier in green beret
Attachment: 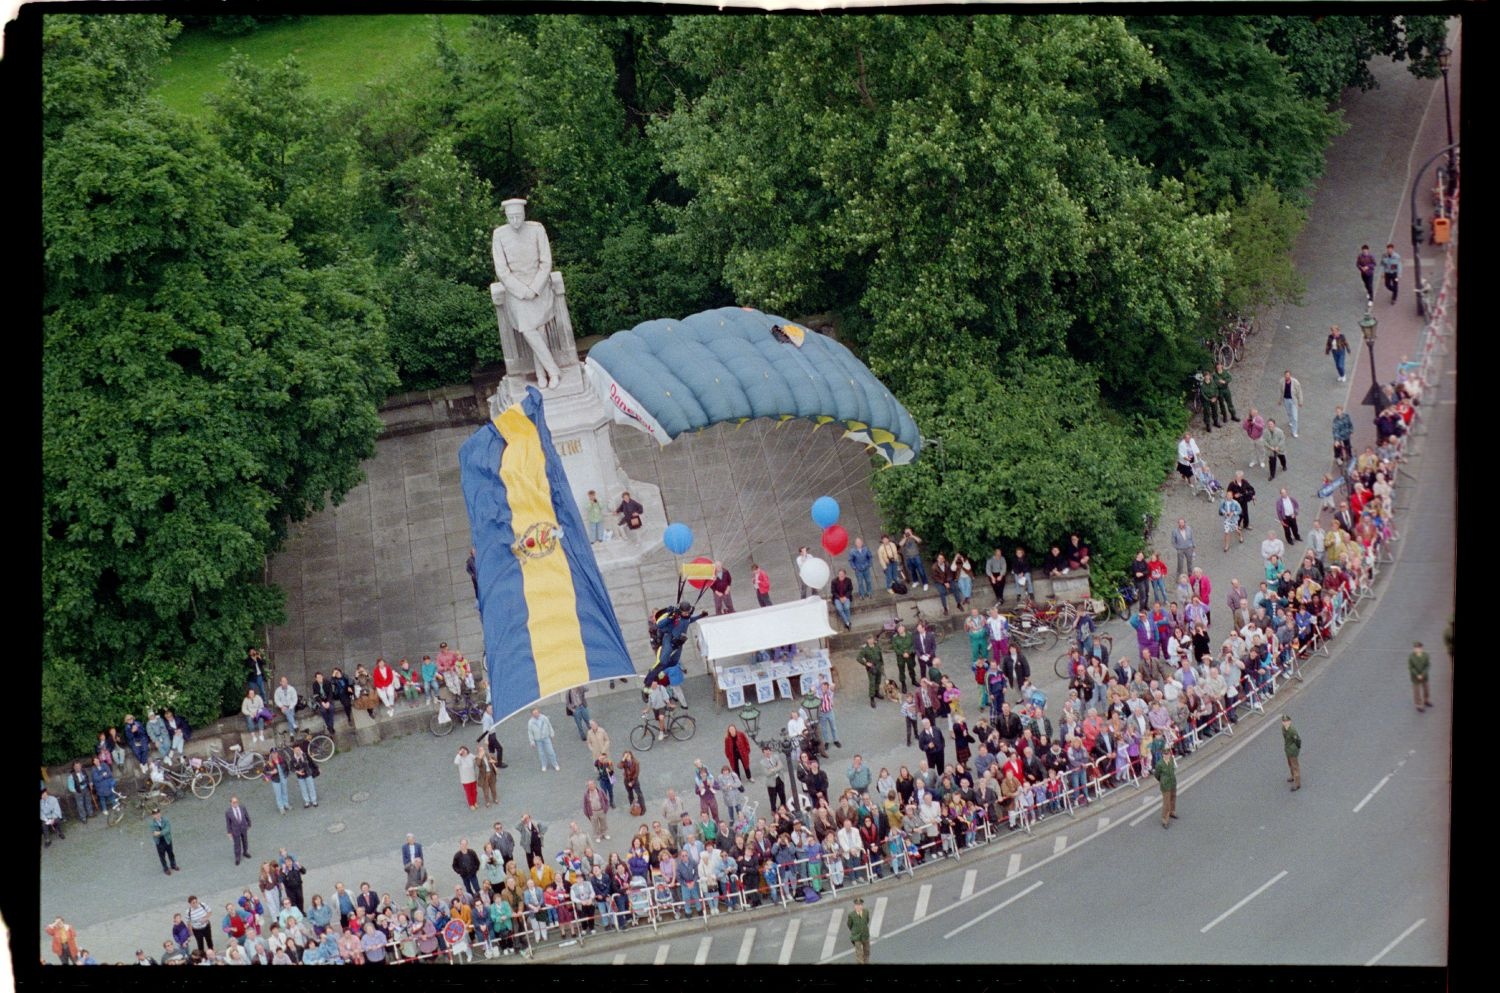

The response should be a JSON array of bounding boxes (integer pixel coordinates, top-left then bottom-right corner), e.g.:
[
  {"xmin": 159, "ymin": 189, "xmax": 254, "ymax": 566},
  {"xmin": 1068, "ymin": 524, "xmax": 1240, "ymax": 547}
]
[{"xmin": 857, "ymin": 635, "xmax": 885, "ymax": 709}]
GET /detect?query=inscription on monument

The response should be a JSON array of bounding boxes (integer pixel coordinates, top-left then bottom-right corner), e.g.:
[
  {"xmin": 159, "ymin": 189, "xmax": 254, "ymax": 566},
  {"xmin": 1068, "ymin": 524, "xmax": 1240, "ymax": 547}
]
[{"xmin": 556, "ymin": 439, "xmax": 583, "ymax": 456}]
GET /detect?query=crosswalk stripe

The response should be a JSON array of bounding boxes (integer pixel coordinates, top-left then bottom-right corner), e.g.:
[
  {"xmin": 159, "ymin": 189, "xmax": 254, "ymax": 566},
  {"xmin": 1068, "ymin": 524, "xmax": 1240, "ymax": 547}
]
[
  {"xmin": 736, "ymin": 928, "xmax": 756, "ymax": 965},
  {"xmin": 694, "ymin": 936, "xmax": 712, "ymax": 965},
  {"xmin": 820, "ymin": 908, "xmax": 842, "ymax": 960},
  {"xmin": 1053, "ymin": 835, "xmax": 1067, "ymax": 855},
  {"xmin": 870, "ymin": 897, "xmax": 887, "ymax": 938},
  {"xmin": 1007, "ymin": 853, "xmax": 1021, "ymax": 878},
  {"xmin": 654, "ymin": 943, "xmax": 670, "ymax": 965},
  {"xmin": 913, "ymin": 883, "xmax": 931, "ymax": 921},
  {"xmin": 778, "ymin": 919, "xmax": 801, "ymax": 965},
  {"xmin": 612, "ymin": 952, "xmax": 626, "ymax": 965},
  {"xmin": 961, "ymin": 869, "xmax": 977, "ymax": 899}
]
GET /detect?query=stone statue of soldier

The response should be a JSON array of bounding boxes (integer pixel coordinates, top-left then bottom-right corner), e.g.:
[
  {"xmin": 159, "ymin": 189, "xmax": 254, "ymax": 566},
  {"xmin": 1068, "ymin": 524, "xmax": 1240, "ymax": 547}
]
[{"xmin": 491, "ymin": 198, "xmax": 564, "ymax": 389}]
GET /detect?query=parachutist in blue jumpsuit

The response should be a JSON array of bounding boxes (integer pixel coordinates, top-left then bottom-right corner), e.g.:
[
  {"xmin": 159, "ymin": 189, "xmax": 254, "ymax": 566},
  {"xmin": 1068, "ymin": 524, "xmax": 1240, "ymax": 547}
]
[{"xmin": 646, "ymin": 603, "xmax": 705, "ymax": 709}]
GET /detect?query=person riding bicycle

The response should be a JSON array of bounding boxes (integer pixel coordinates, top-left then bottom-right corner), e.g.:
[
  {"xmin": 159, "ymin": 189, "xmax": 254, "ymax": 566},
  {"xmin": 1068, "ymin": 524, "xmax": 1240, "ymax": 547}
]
[{"xmin": 645, "ymin": 676, "xmax": 673, "ymax": 741}]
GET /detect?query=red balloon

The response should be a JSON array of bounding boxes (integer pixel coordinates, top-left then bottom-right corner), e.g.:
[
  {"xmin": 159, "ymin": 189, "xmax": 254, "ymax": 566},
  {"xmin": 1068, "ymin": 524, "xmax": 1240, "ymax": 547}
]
[
  {"xmin": 686, "ymin": 555, "xmax": 715, "ymax": 590},
  {"xmin": 821, "ymin": 524, "xmax": 849, "ymax": 556}
]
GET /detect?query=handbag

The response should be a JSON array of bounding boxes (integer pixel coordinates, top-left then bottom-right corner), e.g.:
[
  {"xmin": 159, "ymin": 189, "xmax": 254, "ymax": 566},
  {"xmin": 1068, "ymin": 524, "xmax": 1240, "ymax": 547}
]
[
  {"xmin": 630, "ymin": 802, "xmax": 645, "ymax": 817},
  {"xmin": 627, "ymin": 513, "xmax": 643, "ymax": 530},
  {"xmin": 257, "ymin": 707, "xmax": 276, "ymax": 723}
]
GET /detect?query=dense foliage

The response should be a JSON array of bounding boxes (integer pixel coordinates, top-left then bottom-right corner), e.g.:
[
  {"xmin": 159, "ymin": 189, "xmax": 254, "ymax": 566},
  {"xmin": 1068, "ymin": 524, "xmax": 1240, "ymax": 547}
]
[{"xmin": 41, "ymin": 15, "xmax": 395, "ymax": 762}]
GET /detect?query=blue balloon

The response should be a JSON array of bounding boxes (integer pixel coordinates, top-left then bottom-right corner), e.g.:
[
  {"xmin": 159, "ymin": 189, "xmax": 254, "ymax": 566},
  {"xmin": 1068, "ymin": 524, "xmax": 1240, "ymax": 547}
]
[
  {"xmin": 663, "ymin": 522, "xmax": 695, "ymax": 555},
  {"xmin": 811, "ymin": 496, "xmax": 840, "ymax": 529}
]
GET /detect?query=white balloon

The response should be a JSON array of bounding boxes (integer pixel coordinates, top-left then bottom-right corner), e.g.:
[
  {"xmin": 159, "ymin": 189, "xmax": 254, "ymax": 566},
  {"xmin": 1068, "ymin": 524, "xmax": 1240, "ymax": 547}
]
[{"xmin": 798, "ymin": 556, "xmax": 831, "ymax": 590}]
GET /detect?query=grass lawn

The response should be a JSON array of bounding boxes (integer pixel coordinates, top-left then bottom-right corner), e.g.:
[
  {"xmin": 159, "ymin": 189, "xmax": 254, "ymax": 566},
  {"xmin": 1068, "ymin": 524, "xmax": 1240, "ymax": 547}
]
[{"xmin": 154, "ymin": 14, "xmax": 445, "ymax": 117}]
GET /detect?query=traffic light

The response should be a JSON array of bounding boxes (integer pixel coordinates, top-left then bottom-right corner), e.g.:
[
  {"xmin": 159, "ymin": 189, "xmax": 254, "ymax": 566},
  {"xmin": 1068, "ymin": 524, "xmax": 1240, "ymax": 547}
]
[{"xmin": 1411, "ymin": 217, "xmax": 1426, "ymax": 244}]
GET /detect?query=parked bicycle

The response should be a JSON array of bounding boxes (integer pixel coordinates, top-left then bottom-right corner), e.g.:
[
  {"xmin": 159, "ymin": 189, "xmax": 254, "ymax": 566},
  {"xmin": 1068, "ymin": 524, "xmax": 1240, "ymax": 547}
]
[
  {"xmin": 1003, "ymin": 614, "xmax": 1059, "ymax": 652},
  {"xmin": 1054, "ymin": 633, "xmax": 1116, "ymax": 680},
  {"xmin": 628, "ymin": 704, "xmax": 696, "ymax": 752},
  {"xmin": 1016, "ymin": 593, "xmax": 1080, "ymax": 632},
  {"xmin": 197, "ymin": 743, "xmax": 266, "ymax": 791},
  {"xmin": 431, "ymin": 687, "xmax": 486, "ymax": 737},
  {"xmin": 272, "ymin": 726, "xmax": 336, "ymax": 764},
  {"xmin": 101, "ymin": 789, "xmax": 127, "ymax": 827}
]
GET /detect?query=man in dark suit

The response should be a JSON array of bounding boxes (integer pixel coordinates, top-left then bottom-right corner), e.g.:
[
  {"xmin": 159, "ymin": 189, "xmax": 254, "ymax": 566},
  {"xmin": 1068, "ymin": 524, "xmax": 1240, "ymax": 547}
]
[
  {"xmin": 224, "ymin": 796, "xmax": 251, "ymax": 866},
  {"xmin": 355, "ymin": 881, "xmax": 380, "ymax": 918},
  {"xmin": 400, "ymin": 833, "xmax": 424, "ymax": 869},
  {"xmin": 913, "ymin": 622, "xmax": 938, "ymax": 681},
  {"xmin": 916, "ymin": 719, "xmax": 945, "ymax": 772},
  {"xmin": 1333, "ymin": 500, "xmax": 1356, "ymax": 536},
  {"xmin": 1002, "ymin": 645, "xmax": 1030, "ymax": 693}
]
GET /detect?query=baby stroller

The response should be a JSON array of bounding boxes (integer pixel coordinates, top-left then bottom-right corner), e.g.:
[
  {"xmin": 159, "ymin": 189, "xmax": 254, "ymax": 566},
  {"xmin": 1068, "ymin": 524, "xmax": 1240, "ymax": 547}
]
[
  {"xmin": 1190, "ymin": 458, "xmax": 1223, "ymax": 501},
  {"xmin": 628, "ymin": 875, "xmax": 655, "ymax": 930}
]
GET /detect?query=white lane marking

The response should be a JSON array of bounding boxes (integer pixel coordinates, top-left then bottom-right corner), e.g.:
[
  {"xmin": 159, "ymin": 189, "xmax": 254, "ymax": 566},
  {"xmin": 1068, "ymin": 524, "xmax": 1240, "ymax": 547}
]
[
  {"xmin": 1366, "ymin": 918, "xmax": 1427, "ymax": 966},
  {"xmin": 869, "ymin": 897, "xmax": 887, "ymax": 938},
  {"xmin": 942, "ymin": 880, "xmax": 1045, "ymax": 940},
  {"xmin": 1353, "ymin": 773, "xmax": 1393, "ymax": 813},
  {"xmin": 913, "ymin": 883, "xmax": 931, "ymax": 921},
  {"xmin": 819, "ymin": 908, "xmax": 843, "ymax": 961},
  {"xmin": 1200, "ymin": 870, "xmax": 1289, "ymax": 933},
  {"xmin": 1053, "ymin": 835, "xmax": 1067, "ymax": 855},
  {"xmin": 961, "ymin": 869, "xmax": 977, "ymax": 899},
  {"xmin": 694, "ymin": 936, "xmax": 712, "ymax": 965},
  {"xmin": 612, "ymin": 952, "xmax": 626, "ymax": 965},
  {"xmin": 654, "ymin": 943, "xmax": 670, "ymax": 965},
  {"xmin": 823, "ymin": 690, "xmax": 1335, "ymax": 963},
  {"xmin": 777, "ymin": 918, "xmax": 801, "ymax": 965},
  {"xmin": 1128, "ymin": 801, "xmax": 1160, "ymax": 828},
  {"xmin": 1006, "ymin": 853, "xmax": 1021, "ymax": 878},
  {"xmin": 736, "ymin": 928, "xmax": 756, "ymax": 965},
  {"xmin": 1096, "ymin": 816, "xmax": 1111, "ymax": 832}
]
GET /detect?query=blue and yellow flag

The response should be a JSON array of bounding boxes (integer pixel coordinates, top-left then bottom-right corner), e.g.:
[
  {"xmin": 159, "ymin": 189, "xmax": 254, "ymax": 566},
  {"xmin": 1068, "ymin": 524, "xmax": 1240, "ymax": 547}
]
[{"xmin": 459, "ymin": 387, "xmax": 635, "ymax": 722}]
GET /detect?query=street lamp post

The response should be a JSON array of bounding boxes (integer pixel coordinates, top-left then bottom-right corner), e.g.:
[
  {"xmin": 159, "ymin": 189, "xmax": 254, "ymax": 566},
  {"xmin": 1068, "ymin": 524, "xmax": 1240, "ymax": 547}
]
[
  {"xmin": 739, "ymin": 704, "xmax": 806, "ymax": 815},
  {"xmin": 1437, "ymin": 45, "xmax": 1456, "ymax": 193},
  {"xmin": 1358, "ymin": 306, "xmax": 1382, "ymax": 408}
]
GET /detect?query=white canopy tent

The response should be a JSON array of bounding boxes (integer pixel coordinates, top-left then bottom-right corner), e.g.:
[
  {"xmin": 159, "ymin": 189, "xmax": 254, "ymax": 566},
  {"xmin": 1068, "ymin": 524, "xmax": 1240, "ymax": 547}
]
[
  {"xmin": 693, "ymin": 596, "xmax": 837, "ymax": 661},
  {"xmin": 694, "ymin": 597, "xmax": 838, "ymax": 711}
]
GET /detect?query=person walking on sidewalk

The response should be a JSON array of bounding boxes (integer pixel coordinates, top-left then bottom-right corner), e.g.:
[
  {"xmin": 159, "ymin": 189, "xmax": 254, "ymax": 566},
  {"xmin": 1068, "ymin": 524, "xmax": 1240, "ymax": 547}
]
[
  {"xmin": 1275, "ymin": 488, "xmax": 1302, "ymax": 545},
  {"xmin": 847, "ymin": 896, "xmax": 872, "ymax": 964},
  {"xmin": 1325, "ymin": 326, "xmax": 1350, "ymax": 383},
  {"xmin": 752, "ymin": 562, "xmax": 772, "ymax": 607},
  {"xmin": 1281, "ymin": 715, "xmax": 1302, "ymax": 791},
  {"xmin": 1356, "ymin": 244, "xmax": 1378, "ymax": 303},
  {"xmin": 1227, "ymin": 471, "xmax": 1256, "ymax": 532},
  {"xmin": 566, "ymin": 686, "xmax": 591, "ymax": 742},
  {"xmin": 1409, "ymin": 642, "xmax": 1432, "ymax": 712},
  {"xmin": 1264, "ymin": 420, "xmax": 1289, "ymax": 481},
  {"xmin": 1280, "ymin": 371, "xmax": 1303, "ymax": 439},
  {"xmin": 1380, "ymin": 243, "xmax": 1402, "ymax": 303},
  {"xmin": 527, "ymin": 709, "xmax": 560, "ymax": 771},
  {"xmin": 1171, "ymin": 519, "xmax": 1196, "ymax": 580},
  {"xmin": 1219, "ymin": 492, "xmax": 1244, "ymax": 552},
  {"xmin": 148, "ymin": 807, "xmax": 179, "ymax": 874},
  {"xmin": 1332, "ymin": 406, "xmax": 1355, "ymax": 465},
  {"xmin": 1243, "ymin": 408, "xmax": 1266, "ymax": 469},
  {"xmin": 1153, "ymin": 749, "xmax": 1178, "ymax": 828}
]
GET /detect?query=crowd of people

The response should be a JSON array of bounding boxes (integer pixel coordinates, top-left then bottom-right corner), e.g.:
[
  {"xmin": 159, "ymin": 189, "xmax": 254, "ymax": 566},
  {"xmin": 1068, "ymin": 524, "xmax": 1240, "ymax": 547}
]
[{"xmin": 43, "ymin": 340, "xmax": 1428, "ymax": 966}]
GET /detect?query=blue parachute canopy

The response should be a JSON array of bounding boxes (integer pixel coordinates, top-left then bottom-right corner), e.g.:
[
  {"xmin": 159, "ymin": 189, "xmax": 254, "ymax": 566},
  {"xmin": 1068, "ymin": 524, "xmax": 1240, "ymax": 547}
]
[{"xmin": 583, "ymin": 307, "xmax": 922, "ymax": 464}]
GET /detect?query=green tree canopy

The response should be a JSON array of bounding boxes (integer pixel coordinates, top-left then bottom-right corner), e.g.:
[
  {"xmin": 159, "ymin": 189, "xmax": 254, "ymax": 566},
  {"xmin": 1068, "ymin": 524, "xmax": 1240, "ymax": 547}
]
[
  {"xmin": 43, "ymin": 99, "xmax": 395, "ymax": 762},
  {"xmin": 42, "ymin": 13, "xmax": 180, "ymax": 140}
]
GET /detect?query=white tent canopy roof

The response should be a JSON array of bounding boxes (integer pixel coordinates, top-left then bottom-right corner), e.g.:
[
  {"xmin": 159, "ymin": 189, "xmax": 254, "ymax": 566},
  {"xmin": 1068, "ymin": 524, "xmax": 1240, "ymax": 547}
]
[{"xmin": 693, "ymin": 596, "xmax": 837, "ymax": 661}]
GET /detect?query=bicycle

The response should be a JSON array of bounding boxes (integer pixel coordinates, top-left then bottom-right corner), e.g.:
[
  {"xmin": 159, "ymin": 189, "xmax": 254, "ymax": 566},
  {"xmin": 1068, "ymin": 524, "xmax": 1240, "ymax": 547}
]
[
  {"xmin": 198, "ymin": 743, "xmax": 266, "ymax": 789},
  {"xmin": 628, "ymin": 705, "xmax": 696, "ymax": 752},
  {"xmin": 431, "ymin": 688, "xmax": 486, "ymax": 737},
  {"xmin": 1054, "ymin": 633, "xmax": 1115, "ymax": 680},
  {"xmin": 272, "ymin": 726, "xmax": 336, "ymax": 764},
  {"xmin": 101, "ymin": 789, "xmax": 127, "ymax": 827},
  {"xmin": 1016, "ymin": 593, "xmax": 1078, "ymax": 632},
  {"xmin": 1003, "ymin": 614, "xmax": 1058, "ymax": 652}
]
